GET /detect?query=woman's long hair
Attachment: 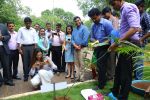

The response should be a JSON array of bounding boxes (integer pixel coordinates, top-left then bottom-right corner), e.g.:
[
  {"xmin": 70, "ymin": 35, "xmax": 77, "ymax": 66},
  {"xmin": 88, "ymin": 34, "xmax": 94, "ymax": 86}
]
[
  {"xmin": 66, "ymin": 25, "xmax": 73, "ymax": 35},
  {"xmin": 38, "ymin": 28, "xmax": 45, "ymax": 39},
  {"xmin": 31, "ymin": 48, "xmax": 44, "ymax": 67}
]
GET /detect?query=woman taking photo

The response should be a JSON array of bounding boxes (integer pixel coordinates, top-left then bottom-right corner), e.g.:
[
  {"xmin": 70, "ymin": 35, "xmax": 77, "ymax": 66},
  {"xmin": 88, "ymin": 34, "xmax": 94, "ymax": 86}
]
[{"xmin": 30, "ymin": 48, "xmax": 57, "ymax": 88}]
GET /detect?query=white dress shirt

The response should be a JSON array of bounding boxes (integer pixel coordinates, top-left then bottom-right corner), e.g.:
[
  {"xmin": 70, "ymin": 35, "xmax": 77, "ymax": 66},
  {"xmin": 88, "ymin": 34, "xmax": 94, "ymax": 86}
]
[
  {"xmin": 17, "ymin": 27, "xmax": 38, "ymax": 45},
  {"xmin": 50, "ymin": 31, "xmax": 65, "ymax": 46},
  {"xmin": 45, "ymin": 30, "xmax": 52, "ymax": 38},
  {"xmin": 8, "ymin": 31, "xmax": 18, "ymax": 50}
]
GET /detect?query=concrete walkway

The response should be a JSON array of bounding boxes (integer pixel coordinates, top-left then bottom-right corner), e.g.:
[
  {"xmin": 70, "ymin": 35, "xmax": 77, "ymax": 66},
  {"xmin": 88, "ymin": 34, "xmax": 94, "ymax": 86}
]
[{"xmin": 0, "ymin": 54, "xmax": 93, "ymax": 98}]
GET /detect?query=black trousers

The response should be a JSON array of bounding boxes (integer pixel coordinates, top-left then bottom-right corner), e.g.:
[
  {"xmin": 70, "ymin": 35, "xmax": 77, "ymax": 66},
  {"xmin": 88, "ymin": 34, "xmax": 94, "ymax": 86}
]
[
  {"xmin": 22, "ymin": 45, "xmax": 34, "ymax": 78},
  {"xmin": 111, "ymin": 53, "xmax": 133, "ymax": 100},
  {"xmin": 61, "ymin": 50, "xmax": 66, "ymax": 72},
  {"xmin": 51, "ymin": 46, "xmax": 62, "ymax": 72},
  {"xmin": 47, "ymin": 43, "xmax": 51, "ymax": 56},
  {"xmin": 95, "ymin": 45, "xmax": 110, "ymax": 88},
  {"xmin": 0, "ymin": 46, "xmax": 12, "ymax": 82},
  {"xmin": 9, "ymin": 50, "xmax": 19, "ymax": 77}
]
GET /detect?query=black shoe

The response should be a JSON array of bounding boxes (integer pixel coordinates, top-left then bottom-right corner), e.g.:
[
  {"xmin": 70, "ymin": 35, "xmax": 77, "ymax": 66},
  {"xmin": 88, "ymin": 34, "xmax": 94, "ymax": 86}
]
[
  {"xmin": 24, "ymin": 77, "xmax": 28, "ymax": 82},
  {"xmin": 4, "ymin": 81, "xmax": 15, "ymax": 86},
  {"xmin": 13, "ymin": 76, "xmax": 21, "ymax": 80}
]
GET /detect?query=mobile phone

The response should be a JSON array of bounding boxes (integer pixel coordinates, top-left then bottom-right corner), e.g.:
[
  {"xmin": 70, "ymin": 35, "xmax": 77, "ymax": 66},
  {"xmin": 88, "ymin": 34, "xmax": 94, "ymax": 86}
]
[{"xmin": 53, "ymin": 33, "xmax": 57, "ymax": 35}]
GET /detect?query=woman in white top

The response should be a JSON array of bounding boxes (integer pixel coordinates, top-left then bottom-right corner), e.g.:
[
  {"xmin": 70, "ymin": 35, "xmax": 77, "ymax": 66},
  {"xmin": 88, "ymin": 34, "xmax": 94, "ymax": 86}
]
[{"xmin": 30, "ymin": 48, "xmax": 57, "ymax": 88}]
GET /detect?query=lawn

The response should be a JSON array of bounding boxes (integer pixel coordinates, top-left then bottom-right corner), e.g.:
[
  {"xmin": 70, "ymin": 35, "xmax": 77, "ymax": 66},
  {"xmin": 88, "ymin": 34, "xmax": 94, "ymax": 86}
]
[
  {"xmin": 10, "ymin": 65, "xmax": 150, "ymax": 100},
  {"xmin": 11, "ymin": 78, "xmax": 146, "ymax": 100}
]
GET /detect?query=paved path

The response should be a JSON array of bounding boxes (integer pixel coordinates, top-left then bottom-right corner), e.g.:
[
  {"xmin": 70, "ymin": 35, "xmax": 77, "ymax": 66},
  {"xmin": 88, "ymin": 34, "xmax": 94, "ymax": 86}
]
[{"xmin": 0, "ymin": 54, "xmax": 93, "ymax": 98}]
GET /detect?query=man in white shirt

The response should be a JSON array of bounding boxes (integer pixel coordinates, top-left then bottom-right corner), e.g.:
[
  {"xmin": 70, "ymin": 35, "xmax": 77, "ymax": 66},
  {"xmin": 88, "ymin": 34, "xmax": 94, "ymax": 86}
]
[
  {"xmin": 34, "ymin": 23, "xmax": 40, "ymax": 34},
  {"xmin": 17, "ymin": 17, "xmax": 38, "ymax": 81},
  {"xmin": 45, "ymin": 22, "xmax": 52, "ymax": 56},
  {"xmin": 50, "ymin": 23, "xmax": 65, "ymax": 73},
  {"xmin": 7, "ymin": 22, "xmax": 21, "ymax": 80}
]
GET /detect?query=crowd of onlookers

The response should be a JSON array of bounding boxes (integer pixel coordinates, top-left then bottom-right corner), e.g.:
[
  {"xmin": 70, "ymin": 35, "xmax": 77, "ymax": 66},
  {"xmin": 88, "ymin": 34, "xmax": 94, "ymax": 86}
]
[{"xmin": 0, "ymin": 0, "xmax": 150, "ymax": 99}]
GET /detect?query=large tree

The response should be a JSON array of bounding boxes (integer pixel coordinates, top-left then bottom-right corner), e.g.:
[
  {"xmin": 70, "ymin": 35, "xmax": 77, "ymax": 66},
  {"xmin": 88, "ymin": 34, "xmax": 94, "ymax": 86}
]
[
  {"xmin": 41, "ymin": 8, "xmax": 75, "ymax": 25},
  {"xmin": 0, "ymin": 0, "xmax": 31, "ymax": 30},
  {"xmin": 76, "ymin": 0, "xmax": 150, "ymax": 16},
  {"xmin": 31, "ymin": 14, "xmax": 66, "ymax": 32}
]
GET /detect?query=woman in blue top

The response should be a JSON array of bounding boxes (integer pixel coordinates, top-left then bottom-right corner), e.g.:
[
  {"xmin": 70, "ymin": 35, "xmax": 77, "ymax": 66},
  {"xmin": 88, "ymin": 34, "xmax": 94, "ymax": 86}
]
[
  {"xmin": 64, "ymin": 25, "xmax": 74, "ymax": 79},
  {"xmin": 37, "ymin": 28, "xmax": 49, "ymax": 56}
]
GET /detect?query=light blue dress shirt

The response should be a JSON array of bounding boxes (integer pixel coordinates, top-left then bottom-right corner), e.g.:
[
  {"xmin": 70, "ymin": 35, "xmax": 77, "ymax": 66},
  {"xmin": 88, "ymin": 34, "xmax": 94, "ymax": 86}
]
[
  {"xmin": 72, "ymin": 24, "xmax": 90, "ymax": 46},
  {"xmin": 90, "ymin": 18, "xmax": 114, "ymax": 43}
]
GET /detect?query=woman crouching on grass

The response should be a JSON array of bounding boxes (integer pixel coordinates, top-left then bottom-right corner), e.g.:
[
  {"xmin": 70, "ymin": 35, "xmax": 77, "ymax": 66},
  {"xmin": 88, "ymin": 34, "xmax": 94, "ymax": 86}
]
[{"xmin": 30, "ymin": 48, "xmax": 57, "ymax": 89}]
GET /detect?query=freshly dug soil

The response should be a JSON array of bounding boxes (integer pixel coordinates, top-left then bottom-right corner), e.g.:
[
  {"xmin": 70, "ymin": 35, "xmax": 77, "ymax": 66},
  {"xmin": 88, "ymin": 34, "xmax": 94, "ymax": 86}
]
[
  {"xmin": 132, "ymin": 82, "xmax": 150, "ymax": 90},
  {"xmin": 54, "ymin": 96, "xmax": 71, "ymax": 100}
]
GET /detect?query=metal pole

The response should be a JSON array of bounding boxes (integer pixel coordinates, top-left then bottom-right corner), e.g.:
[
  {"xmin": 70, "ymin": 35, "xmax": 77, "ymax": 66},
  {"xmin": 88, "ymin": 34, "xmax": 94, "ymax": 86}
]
[{"xmin": 52, "ymin": 0, "xmax": 55, "ymax": 29}]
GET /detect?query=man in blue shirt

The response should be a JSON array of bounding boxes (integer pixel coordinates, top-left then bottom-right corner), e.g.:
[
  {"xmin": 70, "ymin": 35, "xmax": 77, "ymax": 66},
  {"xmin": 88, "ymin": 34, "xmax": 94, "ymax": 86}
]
[
  {"xmin": 72, "ymin": 16, "xmax": 90, "ymax": 82},
  {"xmin": 88, "ymin": 8, "xmax": 113, "ymax": 89}
]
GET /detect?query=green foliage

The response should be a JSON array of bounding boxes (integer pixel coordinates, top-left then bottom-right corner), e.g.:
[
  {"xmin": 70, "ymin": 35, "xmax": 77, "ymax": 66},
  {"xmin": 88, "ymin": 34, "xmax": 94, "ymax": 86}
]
[
  {"xmin": 11, "ymin": 81, "xmax": 144, "ymax": 100},
  {"xmin": 41, "ymin": 8, "xmax": 75, "ymax": 27},
  {"xmin": 116, "ymin": 41, "xmax": 142, "ymax": 55},
  {"xmin": 31, "ymin": 14, "xmax": 66, "ymax": 32},
  {"xmin": 0, "ymin": 0, "xmax": 31, "ymax": 30},
  {"xmin": 84, "ymin": 20, "xmax": 93, "ymax": 29},
  {"xmin": 76, "ymin": 0, "xmax": 150, "ymax": 16}
]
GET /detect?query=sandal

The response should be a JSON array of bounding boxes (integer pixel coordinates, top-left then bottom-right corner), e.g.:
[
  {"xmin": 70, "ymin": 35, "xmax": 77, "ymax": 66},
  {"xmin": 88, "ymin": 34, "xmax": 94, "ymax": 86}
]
[
  {"xmin": 71, "ymin": 75, "xmax": 74, "ymax": 79},
  {"xmin": 65, "ymin": 75, "xmax": 70, "ymax": 78}
]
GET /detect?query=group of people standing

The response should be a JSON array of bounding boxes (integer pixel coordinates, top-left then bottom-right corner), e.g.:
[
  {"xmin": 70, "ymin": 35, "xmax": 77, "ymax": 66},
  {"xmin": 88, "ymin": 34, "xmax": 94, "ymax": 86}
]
[{"xmin": 0, "ymin": 0, "xmax": 149, "ymax": 100}]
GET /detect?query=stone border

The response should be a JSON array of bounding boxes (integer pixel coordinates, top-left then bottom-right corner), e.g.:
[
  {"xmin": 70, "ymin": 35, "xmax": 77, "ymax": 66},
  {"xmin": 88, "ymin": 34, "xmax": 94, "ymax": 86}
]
[{"xmin": 2, "ymin": 80, "xmax": 96, "ymax": 100}]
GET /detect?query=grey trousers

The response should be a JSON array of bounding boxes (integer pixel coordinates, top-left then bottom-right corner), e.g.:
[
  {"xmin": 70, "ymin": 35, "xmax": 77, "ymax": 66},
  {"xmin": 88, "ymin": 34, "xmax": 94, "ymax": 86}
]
[
  {"xmin": 106, "ymin": 51, "xmax": 116, "ymax": 80},
  {"xmin": 22, "ymin": 45, "xmax": 34, "ymax": 78}
]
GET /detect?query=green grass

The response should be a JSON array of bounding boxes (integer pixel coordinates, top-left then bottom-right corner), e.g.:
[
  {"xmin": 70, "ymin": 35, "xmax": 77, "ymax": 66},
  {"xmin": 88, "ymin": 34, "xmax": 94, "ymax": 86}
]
[
  {"xmin": 11, "ymin": 67, "xmax": 150, "ymax": 100},
  {"xmin": 11, "ymin": 81, "xmax": 143, "ymax": 100}
]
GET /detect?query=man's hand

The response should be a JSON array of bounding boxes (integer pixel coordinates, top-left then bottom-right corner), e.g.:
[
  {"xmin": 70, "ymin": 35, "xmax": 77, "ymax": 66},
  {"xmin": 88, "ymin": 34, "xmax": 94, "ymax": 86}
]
[
  {"xmin": 139, "ymin": 38, "xmax": 144, "ymax": 45},
  {"xmin": 0, "ymin": 36, "xmax": 4, "ymax": 41},
  {"xmin": 74, "ymin": 44, "xmax": 81, "ymax": 50},
  {"xmin": 108, "ymin": 43, "xmax": 118, "ymax": 52},
  {"xmin": 19, "ymin": 49, "xmax": 23, "ymax": 55}
]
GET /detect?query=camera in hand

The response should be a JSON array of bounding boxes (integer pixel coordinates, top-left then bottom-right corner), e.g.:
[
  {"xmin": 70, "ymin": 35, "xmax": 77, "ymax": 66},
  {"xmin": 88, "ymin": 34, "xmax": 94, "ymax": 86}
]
[
  {"xmin": 68, "ymin": 39, "xmax": 70, "ymax": 41},
  {"xmin": 54, "ymin": 33, "xmax": 57, "ymax": 35}
]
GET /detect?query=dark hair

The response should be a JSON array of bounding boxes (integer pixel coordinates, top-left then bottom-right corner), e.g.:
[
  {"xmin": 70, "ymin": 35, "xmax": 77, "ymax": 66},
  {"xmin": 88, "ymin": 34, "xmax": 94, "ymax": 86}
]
[
  {"xmin": 102, "ymin": 7, "xmax": 112, "ymax": 15},
  {"xmin": 109, "ymin": 0, "xmax": 122, "ymax": 4},
  {"xmin": 38, "ymin": 28, "xmax": 45, "ymax": 37},
  {"xmin": 46, "ymin": 22, "xmax": 51, "ymax": 26},
  {"xmin": 66, "ymin": 25, "xmax": 73, "ymax": 35},
  {"xmin": 7, "ymin": 21, "xmax": 14, "ymax": 26},
  {"xmin": 24, "ymin": 17, "xmax": 32, "ymax": 23},
  {"xmin": 88, "ymin": 8, "xmax": 101, "ymax": 17},
  {"xmin": 56, "ymin": 23, "xmax": 62, "ymax": 27},
  {"xmin": 73, "ymin": 16, "xmax": 81, "ymax": 21},
  {"xmin": 135, "ymin": 0, "xmax": 145, "ymax": 6},
  {"xmin": 31, "ymin": 48, "xmax": 44, "ymax": 67},
  {"xmin": 34, "ymin": 23, "xmax": 40, "ymax": 26}
]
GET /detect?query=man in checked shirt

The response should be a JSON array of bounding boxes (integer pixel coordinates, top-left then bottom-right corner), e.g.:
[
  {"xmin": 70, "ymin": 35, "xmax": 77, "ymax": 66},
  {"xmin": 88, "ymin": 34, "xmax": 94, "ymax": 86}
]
[{"xmin": 134, "ymin": 0, "xmax": 150, "ymax": 80}]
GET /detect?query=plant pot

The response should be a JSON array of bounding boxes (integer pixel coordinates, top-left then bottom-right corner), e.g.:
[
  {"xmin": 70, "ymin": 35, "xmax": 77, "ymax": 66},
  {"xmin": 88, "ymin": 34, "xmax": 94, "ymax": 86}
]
[{"xmin": 131, "ymin": 80, "xmax": 150, "ymax": 96}]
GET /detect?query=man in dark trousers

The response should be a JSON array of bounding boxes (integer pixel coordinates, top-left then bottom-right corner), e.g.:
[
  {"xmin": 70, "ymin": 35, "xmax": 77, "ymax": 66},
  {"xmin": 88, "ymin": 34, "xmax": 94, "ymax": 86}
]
[
  {"xmin": 17, "ymin": 17, "xmax": 38, "ymax": 81},
  {"xmin": 108, "ymin": 0, "xmax": 141, "ymax": 99},
  {"xmin": 0, "ymin": 23, "xmax": 14, "ymax": 86}
]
